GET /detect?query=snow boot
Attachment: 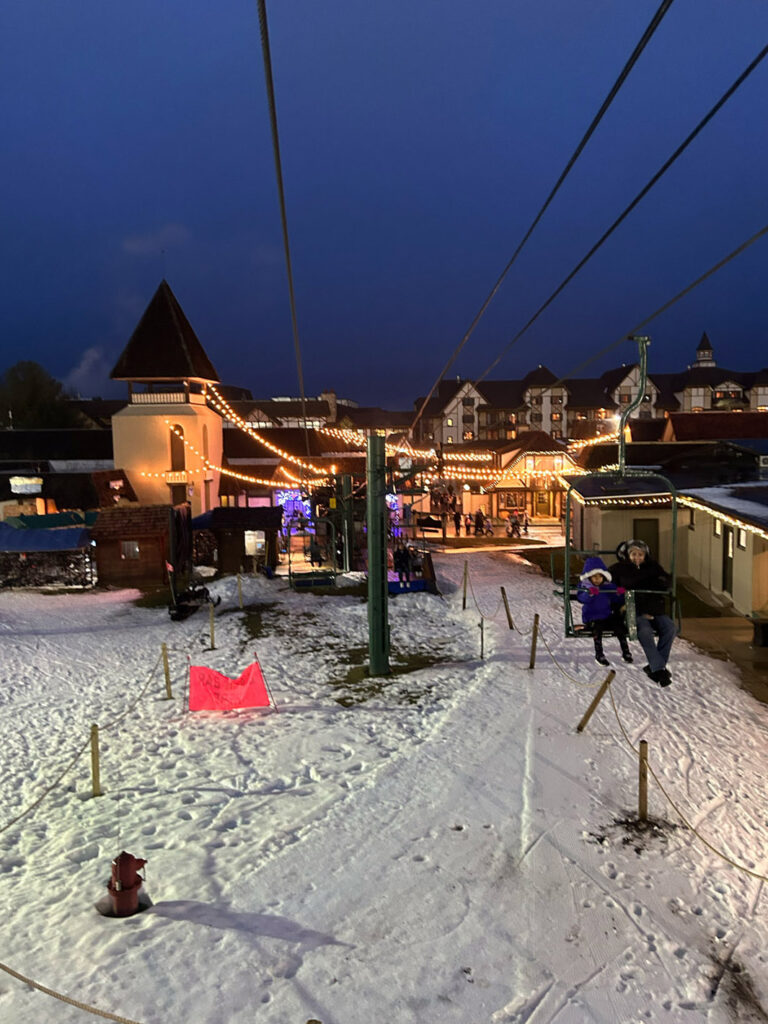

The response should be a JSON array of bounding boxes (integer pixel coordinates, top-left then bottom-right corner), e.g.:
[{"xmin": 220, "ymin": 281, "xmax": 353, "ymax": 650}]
[
  {"xmin": 619, "ymin": 637, "xmax": 633, "ymax": 663},
  {"xmin": 593, "ymin": 637, "xmax": 609, "ymax": 667}
]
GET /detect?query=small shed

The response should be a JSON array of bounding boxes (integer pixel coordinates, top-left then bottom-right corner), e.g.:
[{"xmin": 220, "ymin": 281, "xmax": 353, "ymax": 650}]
[
  {"xmin": 90, "ymin": 504, "xmax": 191, "ymax": 587},
  {"xmin": 191, "ymin": 506, "xmax": 283, "ymax": 573}
]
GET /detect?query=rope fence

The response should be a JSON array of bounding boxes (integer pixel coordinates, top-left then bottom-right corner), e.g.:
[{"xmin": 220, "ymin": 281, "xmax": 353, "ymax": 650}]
[
  {"xmin": 460, "ymin": 557, "xmax": 768, "ymax": 886},
  {"xmin": 0, "ymin": 961, "xmax": 146, "ymax": 1024}
]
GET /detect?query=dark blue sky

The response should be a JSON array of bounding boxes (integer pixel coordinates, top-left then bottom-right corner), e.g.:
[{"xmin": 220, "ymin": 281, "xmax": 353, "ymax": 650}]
[{"xmin": 1, "ymin": 1, "xmax": 767, "ymax": 409}]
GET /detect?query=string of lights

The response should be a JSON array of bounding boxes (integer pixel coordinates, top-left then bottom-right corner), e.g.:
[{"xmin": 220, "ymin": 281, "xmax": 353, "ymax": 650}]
[
  {"xmin": 165, "ymin": 421, "xmax": 322, "ymax": 489},
  {"xmin": 568, "ymin": 431, "xmax": 621, "ymax": 451},
  {"xmin": 207, "ymin": 385, "xmax": 326, "ymax": 476},
  {"xmin": 442, "ymin": 451, "xmax": 493, "ymax": 463},
  {"xmin": 678, "ymin": 496, "xmax": 768, "ymax": 541}
]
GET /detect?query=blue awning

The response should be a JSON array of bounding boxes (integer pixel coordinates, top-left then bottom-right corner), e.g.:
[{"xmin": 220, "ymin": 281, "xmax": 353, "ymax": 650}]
[{"xmin": 0, "ymin": 523, "xmax": 90, "ymax": 552}]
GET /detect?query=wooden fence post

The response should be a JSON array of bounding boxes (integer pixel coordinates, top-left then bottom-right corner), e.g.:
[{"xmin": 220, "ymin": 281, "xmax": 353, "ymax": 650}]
[
  {"xmin": 237, "ymin": 573, "xmax": 243, "ymax": 609},
  {"xmin": 209, "ymin": 603, "xmax": 216, "ymax": 650},
  {"xmin": 479, "ymin": 618, "xmax": 484, "ymax": 660},
  {"xmin": 639, "ymin": 739, "xmax": 648, "ymax": 822},
  {"xmin": 90, "ymin": 724, "xmax": 102, "ymax": 797},
  {"xmin": 162, "ymin": 642, "xmax": 173, "ymax": 699},
  {"xmin": 500, "ymin": 586, "xmax": 514, "ymax": 630},
  {"xmin": 462, "ymin": 560, "xmax": 468, "ymax": 611},
  {"xmin": 576, "ymin": 671, "xmax": 615, "ymax": 733},
  {"xmin": 528, "ymin": 613, "xmax": 540, "ymax": 669}
]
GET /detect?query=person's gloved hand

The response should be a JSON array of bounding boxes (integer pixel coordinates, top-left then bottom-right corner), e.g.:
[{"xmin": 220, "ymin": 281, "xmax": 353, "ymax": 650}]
[
  {"xmin": 589, "ymin": 586, "xmax": 600, "ymax": 596},
  {"xmin": 616, "ymin": 587, "xmax": 626, "ymax": 595}
]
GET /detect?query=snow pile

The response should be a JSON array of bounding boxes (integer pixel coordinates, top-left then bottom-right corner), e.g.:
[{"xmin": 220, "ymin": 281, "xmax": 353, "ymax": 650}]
[{"xmin": 1, "ymin": 551, "xmax": 767, "ymax": 1023}]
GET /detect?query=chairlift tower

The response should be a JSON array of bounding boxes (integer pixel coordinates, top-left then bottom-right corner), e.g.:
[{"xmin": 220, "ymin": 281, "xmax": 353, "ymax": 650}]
[{"xmin": 366, "ymin": 435, "xmax": 390, "ymax": 676}]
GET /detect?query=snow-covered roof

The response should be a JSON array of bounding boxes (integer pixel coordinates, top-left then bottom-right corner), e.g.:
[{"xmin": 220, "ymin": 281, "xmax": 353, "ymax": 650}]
[{"xmin": 680, "ymin": 482, "xmax": 768, "ymax": 531}]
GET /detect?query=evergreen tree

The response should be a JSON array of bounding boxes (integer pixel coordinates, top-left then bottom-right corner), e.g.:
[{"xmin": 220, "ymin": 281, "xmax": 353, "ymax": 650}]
[{"xmin": 0, "ymin": 361, "xmax": 82, "ymax": 429}]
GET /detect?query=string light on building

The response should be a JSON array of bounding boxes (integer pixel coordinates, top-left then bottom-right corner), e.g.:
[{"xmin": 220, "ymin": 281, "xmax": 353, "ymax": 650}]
[
  {"xmin": 568, "ymin": 431, "xmax": 620, "ymax": 452},
  {"xmin": 678, "ymin": 495, "xmax": 768, "ymax": 541},
  {"xmin": 442, "ymin": 451, "xmax": 493, "ymax": 463}
]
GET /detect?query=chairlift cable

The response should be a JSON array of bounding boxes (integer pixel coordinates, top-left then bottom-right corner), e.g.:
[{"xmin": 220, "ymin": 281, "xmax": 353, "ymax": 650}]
[
  {"xmin": 256, "ymin": 0, "xmax": 313, "ymax": 463},
  {"xmin": 542, "ymin": 220, "xmax": 768, "ymax": 397},
  {"xmin": 408, "ymin": 0, "xmax": 677, "ymax": 438},
  {"xmin": 474, "ymin": 40, "xmax": 768, "ymax": 386}
]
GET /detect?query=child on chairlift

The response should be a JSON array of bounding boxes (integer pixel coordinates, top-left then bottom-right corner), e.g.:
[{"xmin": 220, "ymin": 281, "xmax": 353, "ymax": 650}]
[{"xmin": 577, "ymin": 556, "xmax": 633, "ymax": 667}]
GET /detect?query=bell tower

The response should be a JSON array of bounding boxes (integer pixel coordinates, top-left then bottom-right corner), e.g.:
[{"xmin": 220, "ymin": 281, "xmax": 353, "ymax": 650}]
[{"xmin": 110, "ymin": 280, "xmax": 223, "ymax": 516}]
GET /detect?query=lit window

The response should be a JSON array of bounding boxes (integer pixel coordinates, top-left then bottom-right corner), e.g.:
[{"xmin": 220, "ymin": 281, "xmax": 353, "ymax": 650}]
[
  {"xmin": 446, "ymin": 436, "xmax": 453, "ymax": 444},
  {"xmin": 120, "ymin": 540, "xmax": 140, "ymax": 560},
  {"xmin": 737, "ymin": 529, "xmax": 747, "ymax": 549},
  {"xmin": 446, "ymin": 418, "xmax": 453, "ymax": 426},
  {"xmin": 714, "ymin": 519, "xmax": 722, "ymax": 537}
]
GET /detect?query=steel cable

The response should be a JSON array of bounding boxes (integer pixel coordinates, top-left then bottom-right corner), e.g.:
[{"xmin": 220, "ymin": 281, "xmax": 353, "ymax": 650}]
[
  {"xmin": 476, "ymin": 40, "xmax": 768, "ymax": 385},
  {"xmin": 410, "ymin": 0, "xmax": 677, "ymax": 436}
]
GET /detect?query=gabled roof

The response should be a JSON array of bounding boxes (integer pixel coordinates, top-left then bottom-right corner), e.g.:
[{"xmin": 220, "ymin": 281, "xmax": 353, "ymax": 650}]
[
  {"xmin": 110, "ymin": 280, "xmax": 219, "ymax": 383},
  {"xmin": 476, "ymin": 380, "xmax": 526, "ymax": 408},
  {"xmin": 664, "ymin": 412, "xmax": 768, "ymax": 441},
  {"xmin": 599, "ymin": 365, "xmax": 635, "ymax": 392},
  {"xmin": 502, "ymin": 430, "xmax": 568, "ymax": 456},
  {"xmin": 522, "ymin": 365, "xmax": 557, "ymax": 388}
]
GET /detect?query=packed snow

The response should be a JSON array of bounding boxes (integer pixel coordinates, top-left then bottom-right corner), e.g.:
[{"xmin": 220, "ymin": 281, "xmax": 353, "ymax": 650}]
[{"xmin": 1, "ymin": 550, "xmax": 767, "ymax": 1023}]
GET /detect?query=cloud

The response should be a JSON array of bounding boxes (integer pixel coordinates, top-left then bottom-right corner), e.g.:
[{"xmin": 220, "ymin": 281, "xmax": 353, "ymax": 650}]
[
  {"xmin": 63, "ymin": 347, "xmax": 115, "ymax": 398},
  {"xmin": 122, "ymin": 223, "xmax": 191, "ymax": 256}
]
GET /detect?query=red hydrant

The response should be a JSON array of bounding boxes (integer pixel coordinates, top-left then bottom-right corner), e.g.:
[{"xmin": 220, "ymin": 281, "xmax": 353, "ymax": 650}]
[{"xmin": 107, "ymin": 851, "xmax": 147, "ymax": 917}]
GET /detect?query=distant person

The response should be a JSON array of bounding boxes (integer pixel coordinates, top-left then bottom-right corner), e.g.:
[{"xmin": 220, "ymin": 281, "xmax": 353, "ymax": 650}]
[
  {"xmin": 453, "ymin": 509, "xmax": 462, "ymax": 536},
  {"xmin": 308, "ymin": 537, "xmax": 323, "ymax": 567},
  {"xmin": 577, "ymin": 556, "xmax": 632, "ymax": 667},
  {"xmin": 393, "ymin": 542, "xmax": 411, "ymax": 585},
  {"xmin": 474, "ymin": 508, "xmax": 484, "ymax": 536},
  {"xmin": 506, "ymin": 511, "xmax": 521, "ymax": 538},
  {"xmin": 465, "ymin": 513, "xmax": 472, "ymax": 536},
  {"xmin": 522, "ymin": 511, "xmax": 529, "ymax": 535},
  {"xmin": 609, "ymin": 539, "xmax": 676, "ymax": 687}
]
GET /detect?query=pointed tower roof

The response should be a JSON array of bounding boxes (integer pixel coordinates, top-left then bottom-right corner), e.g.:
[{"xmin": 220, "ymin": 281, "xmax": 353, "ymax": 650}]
[
  {"xmin": 110, "ymin": 280, "xmax": 220, "ymax": 382},
  {"xmin": 697, "ymin": 331, "xmax": 713, "ymax": 353}
]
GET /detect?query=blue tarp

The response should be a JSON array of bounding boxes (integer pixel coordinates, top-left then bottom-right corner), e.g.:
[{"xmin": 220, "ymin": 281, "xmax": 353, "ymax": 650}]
[{"xmin": 0, "ymin": 522, "xmax": 90, "ymax": 553}]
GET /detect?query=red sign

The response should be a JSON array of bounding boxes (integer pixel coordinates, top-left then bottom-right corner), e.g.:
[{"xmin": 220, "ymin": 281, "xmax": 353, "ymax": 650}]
[{"xmin": 189, "ymin": 662, "xmax": 270, "ymax": 711}]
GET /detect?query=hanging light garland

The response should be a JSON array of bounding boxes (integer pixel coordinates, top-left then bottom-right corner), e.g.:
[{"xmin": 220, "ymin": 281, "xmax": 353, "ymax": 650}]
[
  {"xmin": 207, "ymin": 385, "xmax": 326, "ymax": 476},
  {"xmin": 165, "ymin": 422, "xmax": 326, "ymax": 489}
]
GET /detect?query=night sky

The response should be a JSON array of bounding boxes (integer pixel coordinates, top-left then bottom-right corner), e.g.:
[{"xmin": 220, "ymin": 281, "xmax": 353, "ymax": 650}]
[{"xmin": 1, "ymin": 1, "xmax": 767, "ymax": 409}]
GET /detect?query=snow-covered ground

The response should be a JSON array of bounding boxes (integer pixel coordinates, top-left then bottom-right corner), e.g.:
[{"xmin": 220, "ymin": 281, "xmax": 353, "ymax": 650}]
[{"xmin": 1, "ymin": 550, "xmax": 767, "ymax": 1024}]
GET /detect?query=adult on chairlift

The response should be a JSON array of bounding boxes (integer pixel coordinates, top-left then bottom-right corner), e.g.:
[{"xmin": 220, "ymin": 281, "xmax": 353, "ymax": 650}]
[{"xmin": 609, "ymin": 539, "xmax": 677, "ymax": 688}]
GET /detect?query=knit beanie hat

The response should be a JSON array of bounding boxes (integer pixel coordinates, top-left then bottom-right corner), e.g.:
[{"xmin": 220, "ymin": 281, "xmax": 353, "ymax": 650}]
[
  {"xmin": 626, "ymin": 539, "xmax": 650, "ymax": 556},
  {"xmin": 579, "ymin": 555, "xmax": 611, "ymax": 582}
]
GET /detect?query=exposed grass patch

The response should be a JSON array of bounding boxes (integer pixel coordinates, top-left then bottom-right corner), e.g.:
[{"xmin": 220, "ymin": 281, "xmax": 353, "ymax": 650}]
[
  {"xmin": 329, "ymin": 649, "xmax": 456, "ymax": 707},
  {"xmin": 587, "ymin": 815, "xmax": 680, "ymax": 856}
]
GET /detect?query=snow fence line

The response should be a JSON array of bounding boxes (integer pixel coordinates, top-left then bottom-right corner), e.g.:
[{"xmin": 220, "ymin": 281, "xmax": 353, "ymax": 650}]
[
  {"xmin": 460, "ymin": 559, "xmax": 768, "ymax": 886},
  {"xmin": 0, "ymin": 645, "xmax": 170, "ymax": 837},
  {"xmin": 0, "ymin": 961, "xmax": 146, "ymax": 1024}
]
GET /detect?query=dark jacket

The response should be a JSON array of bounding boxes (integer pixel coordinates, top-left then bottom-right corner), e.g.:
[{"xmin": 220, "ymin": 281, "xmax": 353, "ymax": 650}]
[{"xmin": 608, "ymin": 557, "xmax": 671, "ymax": 617}]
